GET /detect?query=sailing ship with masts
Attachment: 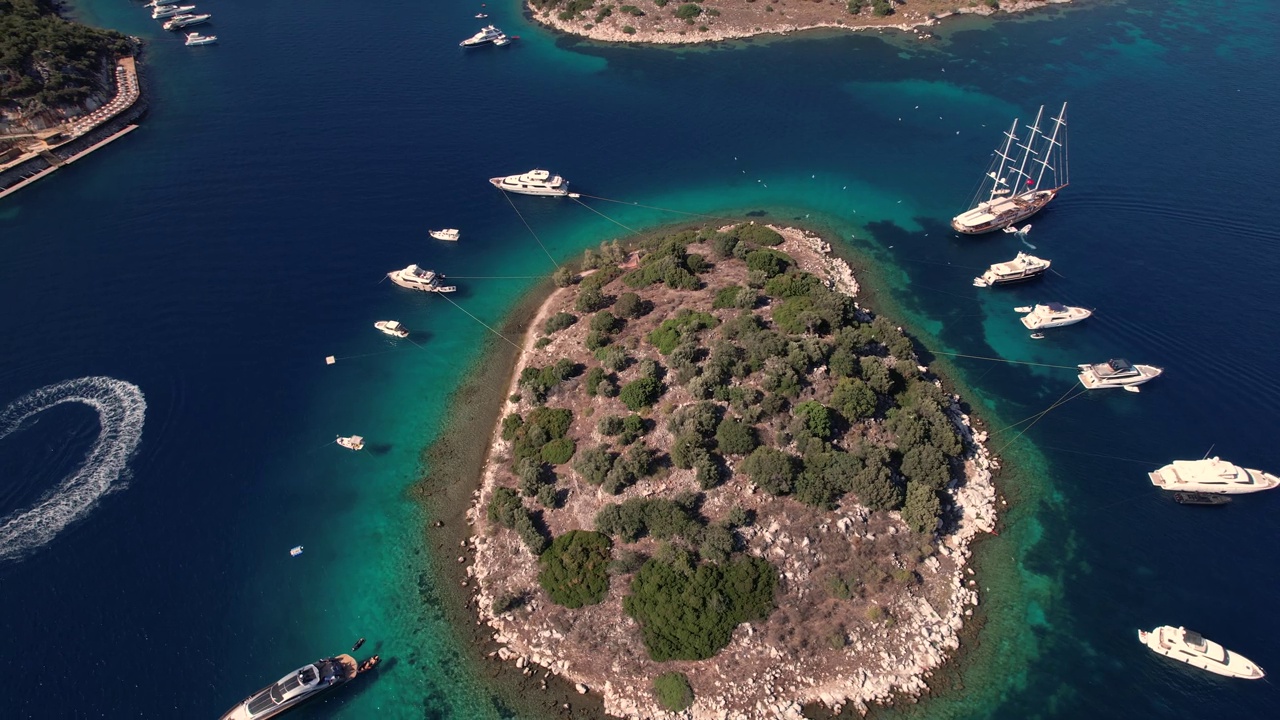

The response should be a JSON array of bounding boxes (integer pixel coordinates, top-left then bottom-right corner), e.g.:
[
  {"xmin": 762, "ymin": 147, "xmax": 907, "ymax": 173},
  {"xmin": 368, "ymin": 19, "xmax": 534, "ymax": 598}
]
[{"xmin": 952, "ymin": 103, "xmax": 1069, "ymax": 235}]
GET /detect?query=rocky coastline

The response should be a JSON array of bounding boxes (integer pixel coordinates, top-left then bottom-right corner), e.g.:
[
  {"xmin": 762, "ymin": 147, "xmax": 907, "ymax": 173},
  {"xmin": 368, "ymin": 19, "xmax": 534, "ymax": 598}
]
[
  {"xmin": 462, "ymin": 225, "xmax": 1000, "ymax": 718},
  {"xmin": 526, "ymin": 0, "xmax": 1072, "ymax": 46}
]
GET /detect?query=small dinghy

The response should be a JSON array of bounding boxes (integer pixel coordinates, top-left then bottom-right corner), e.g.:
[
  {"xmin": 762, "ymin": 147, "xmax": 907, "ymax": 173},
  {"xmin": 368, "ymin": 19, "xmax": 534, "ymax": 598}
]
[
  {"xmin": 1014, "ymin": 306, "xmax": 1033, "ymax": 313},
  {"xmin": 429, "ymin": 228, "xmax": 460, "ymax": 241},
  {"xmin": 1173, "ymin": 492, "xmax": 1232, "ymax": 506},
  {"xmin": 336, "ymin": 435, "xmax": 365, "ymax": 451},
  {"xmin": 290, "ymin": 545, "xmax": 304, "ymax": 557},
  {"xmin": 375, "ymin": 320, "xmax": 409, "ymax": 338},
  {"xmin": 1030, "ymin": 332, "xmax": 1045, "ymax": 340}
]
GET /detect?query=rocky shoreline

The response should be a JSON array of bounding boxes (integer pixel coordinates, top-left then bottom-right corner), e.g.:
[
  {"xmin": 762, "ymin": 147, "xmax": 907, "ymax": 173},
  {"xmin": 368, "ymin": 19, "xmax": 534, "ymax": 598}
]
[
  {"xmin": 526, "ymin": 1, "xmax": 1072, "ymax": 46},
  {"xmin": 462, "ymin": 225, "xmax": 1000, "ymax": 718}
]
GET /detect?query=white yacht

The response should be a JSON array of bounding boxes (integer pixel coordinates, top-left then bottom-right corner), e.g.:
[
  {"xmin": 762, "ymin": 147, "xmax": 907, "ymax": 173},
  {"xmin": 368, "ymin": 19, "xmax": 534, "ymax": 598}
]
[
  {"xmin": 151, "ymin": 0, "xmax": 185, "ymax": 6},
  {"xmin": 336, "ymin": 435, "xmax": 365, "ymax": 451},
  {"xmin": 1148, "ymin": 457, "xmax": 1279, "ymax": 494},
  {"xmin": 1139, "ymin": 626, "xmax": 1265, "ymax": 680},
  {"xmin": 488, "ymin": 169, "xmax": 569, "ymax": 197},
  {"xmin": 217, "ymin": 654, "xmax": 360, "ymax": 719},
  {"xmin": 973, "ymin": 253, "xmax": 1051, "ymax": 287},
  {"xmin": 163, "ymin": 13, "xmax": 211, "ymax": 30},
  {"xmin": 493, "ymin": 34, "xmax": 512, "ymax": 46},
  {"xmin": 152, "ymin": 4, "xmax": 195, "ymax": 19},
  {"xmin": 476, "ymin": 13, "xmax": 488, "ymax": 18},
  {"xmin": 429, "ymin": 228, "xmax": 460, "ymax": 241},
  {"xmin": 1020, "ymin": 302, "xmax": 1091, "ymax": 330},
  {"xmin": 388, "ymin": 264, "xmax": 457, "ymax": 293},
  {"xmin": 460, "ymin": 25, "xmax": 505, "ymax": 47},
  {"xmin": 1077, "ymin": 358, "xmax": 1163, "ymax": 391},
  {"xmin": 374, "ymin": 320, "xmax": 409, "ymax": 338},
  {"xmin": 185, "ymin": 32, "xmax": 217, "ymax": 46}
]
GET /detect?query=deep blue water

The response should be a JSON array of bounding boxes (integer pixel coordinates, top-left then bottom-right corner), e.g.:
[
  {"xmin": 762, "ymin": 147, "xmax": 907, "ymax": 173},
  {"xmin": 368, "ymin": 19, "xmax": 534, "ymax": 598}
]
[{"xmin": 2, "ymin": 0, "xmax": 1279, "ymax": 717}]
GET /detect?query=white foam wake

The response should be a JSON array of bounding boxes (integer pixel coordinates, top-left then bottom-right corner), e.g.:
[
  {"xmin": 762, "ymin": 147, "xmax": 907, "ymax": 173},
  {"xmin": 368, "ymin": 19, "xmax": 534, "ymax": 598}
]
[{"xmin": 0, "ymin": 377, "xmax": 146, "ymax": 563}]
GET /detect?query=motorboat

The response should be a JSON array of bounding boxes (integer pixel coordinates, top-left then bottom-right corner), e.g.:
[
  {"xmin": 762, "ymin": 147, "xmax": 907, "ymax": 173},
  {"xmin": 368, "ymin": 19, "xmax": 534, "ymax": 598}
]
[
  {"xmin": 185, "ymin": 32, "xmax": 217, "ymax": 46},
  {"xmin": 374, "ymin": 320, "xmax": 409, "ymax": 338},
  {"xmin": 476, "ymin": 13, "xmax": 488, "ymax": 19},
  {"xmin": 488, "ymin": 168, "xmax": 569, "ymax": 197},
  {"xmin": 1138, "ymin": 626, "xmax": 1264, "ymax": 679},
  {"xmin": 493, "ymin": 34, "xmax": 511, "ymax": 46},
  {"xmin": 973, "ymin": 253, "xmax": 1051, "ymax": 287},
  {"xmin": 289, "ymin": 546, "xmax": 304, "ymax": 557},
  {"xmin": 1172, "ymin": 492, "xmax": 1231, "ymax": 506},
  {"xmin": 460, "ymin": 25, "xmax": 505, "ymax": 47},
  {"xmin": 1149, "ymin": 457, "xmax": 1279, "ymax": 494},
  {"xmin": 217, "ymin": 654, "xmax": 360, "ymax": 719},
  {"xmin": 163, "ymin": 13, "xmax": 211, "ymax": 30},
  {"xmin": 429, "ymin": 228, "xmax": 460, "ymax": 241},
  {"xmin": 336, "ymin": 435, "xmax": 365, "ymax": 451},
  {"xmin": 1077, "ymin": 358, "xmax": 1162, "ymax": 391},
  {"xmin": 388, "ymin": 264, "xmax": 457, "ymax": 293},
  {"xmin": 150, "ymin": 0, "xmax": 186, "ymax": 6},
  {"xmin": 1020, "ymin": 302, "xmax": 1092, "ymax": 330},
  {"xmin": 152, "ymin": 4, "xmax": 195, "ymax": 19}
]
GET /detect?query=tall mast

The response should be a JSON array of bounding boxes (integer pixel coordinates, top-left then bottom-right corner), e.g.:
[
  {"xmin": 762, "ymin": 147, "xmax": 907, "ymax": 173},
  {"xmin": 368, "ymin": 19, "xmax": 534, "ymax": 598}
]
[
  {"xmin": 1032, "ymin": 101, "xmax": 1068, "ymax": 191},
  {"xmin": 1009, "ymin": 105, "xmax": 1045, "ymax": 197},
  {"xmin": 987, "ymin": 118, "xmax": 1020, "ymax": 201}
]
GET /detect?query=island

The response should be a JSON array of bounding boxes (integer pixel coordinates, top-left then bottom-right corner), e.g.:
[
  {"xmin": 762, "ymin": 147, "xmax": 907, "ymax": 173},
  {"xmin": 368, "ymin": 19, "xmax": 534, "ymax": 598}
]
[
  {"xmin": 526, "ymin": 0, "xmax": 1072, "ymax": 44},
  {"xmin": 0, "ymin": 0, "xmax": 143, "ymax": 199},
  {"xmin": 463, "ymin": 223, "xmax": 999, "ymax": 718}
]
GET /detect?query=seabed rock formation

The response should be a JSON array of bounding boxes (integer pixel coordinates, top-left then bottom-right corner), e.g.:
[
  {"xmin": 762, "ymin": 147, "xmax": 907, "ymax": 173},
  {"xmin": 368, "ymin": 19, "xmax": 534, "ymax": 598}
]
[{"xmin": 466, "ymin": 225, "xmax": 998, "ymax": 718}]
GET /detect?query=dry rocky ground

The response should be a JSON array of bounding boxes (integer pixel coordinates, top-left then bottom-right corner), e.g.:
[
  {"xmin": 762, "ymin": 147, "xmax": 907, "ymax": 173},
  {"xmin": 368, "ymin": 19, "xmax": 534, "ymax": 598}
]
[{"xmin": 465, "ymin": 225, "xmax": 998, "ymax": 718}]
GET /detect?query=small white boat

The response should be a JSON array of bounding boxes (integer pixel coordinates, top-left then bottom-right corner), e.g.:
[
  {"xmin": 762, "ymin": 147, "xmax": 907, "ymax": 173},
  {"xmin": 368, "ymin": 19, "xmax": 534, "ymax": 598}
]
[
  {"xmin": 1029, "ymin": 332, "xmax": 1045, "ymax": 340},
  {"xmin": 1014, "ymin": 306, "xmax": 1033, "ymax": 313},
  {"xmin": 1139, "ymin": 626, "xmax": 1265, "ymax": 679},
  {"xmin": 1002, "ymin": 223, "xmax": 1032, "ymax": 235},
  {"xmin": 1020, "ymin": 302, "xmax": 1092, "ymax": 330},
  {"xmin": 374, "ymin": 320, "xmax": 409, "ymax": 338},
  {"xmin": 336, "ymin": 435, "xmax": 365, "ymax": 451},
  {"xmin": 388, "ymin": 264, "xmax": 457, "ymax": 293},
  {"xmin": 152, "ymin": 4, "xmax": 195, "ymax": 19},
  {"xmin": 184, "ymin": 32, "xmax": 217, "ymax": 46},
  {"xmin": 476, "ymin": 13, "xmax": 488, "ymax": 19},
  {"xmin": 973, "ymin": 253, "xmax": 1051, "ymax": 287},
  {"xmin": 1077, "ymin": 358, "xmax": 1163, "ymax": 392},
  {"xmin": 1148, "ymin": 457, "xmax": 1280, "ymax": 495},
  {"xmin": 493, "ymin": 34, "xmax": 511, "ymax": 46},
  {"xmin": 429, "ymin": 228, "xmax": 460, "ymax": 242},
  {"xmin": 289, "ymin": 545, "xmax": 304, "ymax": 557}
]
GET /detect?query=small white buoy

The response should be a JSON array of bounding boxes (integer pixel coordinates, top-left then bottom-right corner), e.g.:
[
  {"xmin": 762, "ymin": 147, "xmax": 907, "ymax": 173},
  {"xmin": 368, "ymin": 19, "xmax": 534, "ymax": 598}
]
[
  {"xmin": 290, "ymin": 546, "xmax": 304, "ymax": 557},
  {"xmin": 325, "ymin": 356, "xmax": 336, "ymax": 365}
]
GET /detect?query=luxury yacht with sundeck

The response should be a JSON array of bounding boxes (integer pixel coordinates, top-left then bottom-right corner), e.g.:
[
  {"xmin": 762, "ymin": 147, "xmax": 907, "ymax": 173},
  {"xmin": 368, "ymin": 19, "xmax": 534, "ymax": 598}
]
[
  {"xmin": 1139, "ymin": 626, "xmax": 1265, "ymax": 679},
  {"xmin": 151, "ymin": 4, "xmax": 194, "ymax": 19},
  {"xmin": 1148, "ymin": 457, "xmax": 1279, "ymax": 494},
  {"xmin": 388, "ymin": 264, "xmax": 457, "ymax": 293},
  {"xmin": 1077, "ymin": 358, "xmax": 1162, "ymax": 391},
  {"xmin": 972, "ymin": 253, "xmax": 1050, "ymax": 287},
  {"xmin": 460, "ymin": 25, "xmax": 505, "ymax": 47},
  {"xmin": 374, "ymin": 320, "xmax": 409, "ymax": 338},
  {"xmin": 1019, "ymin": 302, "xmax": 1091, "ymax": 330},
  {"xmin": 217, "ymin": 655, "xmax": 359, "ymax": 719},
  {"xmin": 489, "ymin": 169, "xmax": 569, "ymax": 197},
  {"xmin": 163, "ymin": 13, "xmax": 210, "ymax": 30}
]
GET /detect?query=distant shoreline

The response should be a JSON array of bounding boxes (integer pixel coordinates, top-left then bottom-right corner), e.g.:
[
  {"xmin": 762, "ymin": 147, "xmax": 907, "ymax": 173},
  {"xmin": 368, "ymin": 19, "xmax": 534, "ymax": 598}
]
[{"xmin": 525, "ymin": 0, "xmax": 1073, "ymax": 46}]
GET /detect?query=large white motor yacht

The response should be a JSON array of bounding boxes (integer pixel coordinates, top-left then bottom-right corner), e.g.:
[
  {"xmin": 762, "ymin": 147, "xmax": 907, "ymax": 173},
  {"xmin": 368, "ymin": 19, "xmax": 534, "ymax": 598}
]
[
  {"xmin": 388, "ymin": 264, "xmax": 457, "ymax": 293},
  {"xmin": 1077, "ymin": 358, "xmax": 1162, "ymax": 391},
  {"xmin": 184, "ymin": 32, "xmax": 217, "ymax": 46},
  {"xmin": 489, "ymin": 169, "xmax": 569, "ymax": 197},
  {"xmin": 1019, "ymin": 302, "xmax": 1091, "ymax": 330},
  {"xmin": 429, "ymin": 228, "xmax": 460, "ymax": 241},
  {"xmin": 1148, "ymin": 457, "xmax": 1279, "ymax": 494},
  {"xmin": 374, "ymin": 320, "xmax": 409, "ymax": 338},
  {"xmin": 152, "ymin": 4, "xmax": 195, "ymax": 19},
  {"xmin": 163, "ymin": 13, "xmax": 211, "ymax": 30},
  {"xmin": 972, "ymin": 253, "xmax": 1050, "ymax": 287},
  {"xmin": 1138, "ymin": 626, "xmax": 1265, "ymax": 679},
  {"xmin": 460, "ymin": 25, "xmax": 505, "ymax": 47}
]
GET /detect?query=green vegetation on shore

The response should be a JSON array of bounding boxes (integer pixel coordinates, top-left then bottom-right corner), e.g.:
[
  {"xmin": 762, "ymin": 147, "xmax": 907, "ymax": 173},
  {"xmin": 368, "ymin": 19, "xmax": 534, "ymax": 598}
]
[{"xmin": 0, "ymin": 0, "xmax": 130, "ymax": 111}]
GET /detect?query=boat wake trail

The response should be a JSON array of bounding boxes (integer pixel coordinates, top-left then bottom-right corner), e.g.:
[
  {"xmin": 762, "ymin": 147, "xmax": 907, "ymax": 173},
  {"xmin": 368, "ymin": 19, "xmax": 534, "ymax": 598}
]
[{"xmin": 0, "ymin": 377, "xmax": 146, "ymax": 563}]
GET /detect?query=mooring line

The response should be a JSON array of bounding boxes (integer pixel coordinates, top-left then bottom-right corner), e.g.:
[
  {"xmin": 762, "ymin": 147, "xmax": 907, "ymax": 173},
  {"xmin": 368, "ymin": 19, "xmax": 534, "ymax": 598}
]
[
  {"xmin": 926, "ymin": 350, "xmax": 1078, "ymax": 370},
  {"xmin": 434, "ymin": 293, "xmax": 522, "ymax": 350},
  {"xmin": 570, "ymin": 192, "xmax": 740, "ymax": 223},
  {"xmin": 992, "ymin": 384, "xmax": 1089, "ymax": 456},
  {"xmin": 498, "ymin": 189, "xmax": 560, "ymax": 269},
  {"xmin": 571, "ymin": 196, "xmax": 649, "ymax": 240}
]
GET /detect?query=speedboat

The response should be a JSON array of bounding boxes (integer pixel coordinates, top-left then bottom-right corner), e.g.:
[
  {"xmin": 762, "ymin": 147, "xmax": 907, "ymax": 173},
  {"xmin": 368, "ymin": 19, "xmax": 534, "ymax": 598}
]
[
  {"xmin": 184, "ymin": 32, "xmax": 217, "ymax": 46},
  {"xmin": 150, "ymin": 0, "xmax": 186, "ymax": 6},
  {"xmin": 972, "ymin": 253, "xmax": 1050, "ymax": 287},
  {"xmin": 1149, "ymin": 457, "xmax": 1279, "ymax": 494},
  {"xmin": 217, "ymin": 654, "xmax": 360, "ymax": 720},
  {"xmin": 488, "ymin": 168, "xmax": 569, "ymax": 197},
  {"xmin": 289, "ymin": 545, "xmax": 304, "ymax": 557},
  {"xmin": 476, "ymin": 13, "xmax": 488, "ymax": 19},
  {"xmin": 336, "ymin": 435, "xmax": 365, "ymax": 451},
  {"xmin": 374, "ymin": 320, "xmax": 409, "ymax": 338},
  {"xmin": 460, "ymin": 25, "xmax": 505, "ymax": 47},
  {"xmin": 493, "ymin": 34, "xmax": 512, "ymax": 46},
  {"xmin": 163, "ymin": 13, "xmax": 211, "ymax": 30},
  {"xmin": 152, "ymin": 4, "xmax": 195, "ymax": 19},
  {"xmin": 1172, "ymin": 492, "xmax": 1231, "ymax": 506},
  {"xmin": 429, "ymin": 228, "xmax": 460, "ymax": 241},
  {"xmin": 1020, "ymin": 302, "xmax": 1092, "ymax": 330},
  {"xmin": 388, "ymin": 264, "xmax": 457, "ymax": 293},
  {"xmin": 1076, "ymin": 358, "xmax": 1162, "ymax": 391},
  {"xmin": 1138, "ymin": 626, "xmax": 1264, "ymax": 679}
]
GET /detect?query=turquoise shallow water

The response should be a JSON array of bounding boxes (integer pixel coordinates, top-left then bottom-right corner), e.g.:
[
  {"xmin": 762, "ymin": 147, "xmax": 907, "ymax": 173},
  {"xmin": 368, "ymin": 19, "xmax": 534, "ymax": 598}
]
[{"xmin": 2, "ymin": 0, "xmax": 1279, "ymax": 717}]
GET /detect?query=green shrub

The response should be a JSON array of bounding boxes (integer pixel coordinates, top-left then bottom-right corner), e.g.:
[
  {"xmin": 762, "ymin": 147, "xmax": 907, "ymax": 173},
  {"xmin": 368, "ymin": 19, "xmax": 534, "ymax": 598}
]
[
  {"xmin": 538, "ymin": 530, "xmax": 613, "ymax": 608},
  {"xmin": 745, "ymin": 249, "xmax": 793, "ymax": 278},
  {"xmin": 763, "ymin": 271, "xmax": 820, "ymax": 298},
  {"xmin": 595, "ymin": 345, "xmax": 630, "ymax": 371},
  {"xmin": 527, "ymin": 406, "xmax": 573, "ymax": 439},
  {"xmin": 733, "ymin": 223, "xmax": 784, "ymax": 247},
  {"xmin": 832, "ymin": 378, "xmax": 877, "ymax": 421},
  {"xmin": 851, "ymin": 454, "xmax": 903, "ymax": 511},
  {"xmin": 714, "ymin": 417, "xmax": 758, "ymax": 456},
  {"xmin": 614, "ymin": 291, "xmax": 644, "ymax": 318},
  {"xmin": 541, "ymin": 437, "xmax": 577, "ymax": 465},
  {"xmin": 620, "ymin": 4, "xmax": 645, "ymax": 16},
  {"xmin": 773, "ymin": 296, "xmax": 825, "ymax": 334},
  {"xmin": 901, "ymin": 481, "xmax": 941, "ymax": 533},
  {"xmin": 674, "ymin": 3, "xmax": 702, "ymax": 20},
  {"xmin": 584, "ymin": 366, "xmax": 606, "ymax": 396},
  {"xmin": 624, "ymin": 553, "xmax": 777, "ymax": 661},
  {"xmin": 542, "ymin": 311, "xmax": 577, "ymax": 335},
  {"xmin": 739, "ymin": 447, "xmax": 798, "ymax": 495},
  {"xmin": 488, "ymin": 487, "xmax": 549, "ymax": 554},
  {"xmin": 500, "ymin": 413, "xmax": 523, "ymax": 442},
  {"xmin": 574, "ymin": 445, "xmax": 615, "ymax": 485},
  {"xmin": 793, "ymin": 401, "xmax": 833, "ymax": 440},
  {"xmin": 622, "ymin": 24, "xmax": 636, "ymax": 34},
  {"xmin": 619, "ymin": 376, "xmax": 663, "ymax": 411},
  {"xmin": 591, "ymin": 311, "xmax": 620, "ymax": 334},
  {"xmin": 595, "ymin": 497, "xmax": 702, "ymax": 543},
  {"xmin": 653, "ymin": 671, "xmax": 694, "ymax": 712},
  {"xmin": 648, "ymin": 310, "xmax": 718, "ymax": 354}
]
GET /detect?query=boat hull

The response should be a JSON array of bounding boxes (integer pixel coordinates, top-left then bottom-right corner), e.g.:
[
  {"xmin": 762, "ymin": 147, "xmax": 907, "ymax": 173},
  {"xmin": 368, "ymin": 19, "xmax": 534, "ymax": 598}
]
[
  {"xmin": 952, "ymin": 188, "xmax": 1061, "ymax": 235},
  {"xmin": 1020, "ymin": 309, "xmax": 1091, "ymax": 330},
  {"xmin": 218, "ymin": 655, "xmax": 359, "ymax": 720},
  {"xmin": 1077, "ymin": 364, "xmax": 1162, "ymax": 390},
  {"xmin": 388, "ymin": 272, "xmax": 456, "ymax": 293},
  {"xmin": 1148, "ymin": 463, "xmax": 1279, "ymax": 494},
  {"xmin": 975, "ymin": 269, "xmax": 1047, "ymax": 288}
]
